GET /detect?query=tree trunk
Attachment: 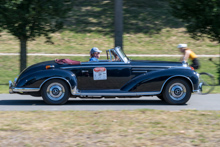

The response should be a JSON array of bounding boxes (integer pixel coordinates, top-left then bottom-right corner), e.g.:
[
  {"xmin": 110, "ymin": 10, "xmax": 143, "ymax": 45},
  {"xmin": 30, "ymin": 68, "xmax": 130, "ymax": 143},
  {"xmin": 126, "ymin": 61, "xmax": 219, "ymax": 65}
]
[
  {"xmin": 19, "ymin": 38, "xmax": 27, "ymax": 73},
  {"xmin": 114, "ymin": 0, "xmax": 123, "ymax": 50},
  {"xmin": 218, "ymin": 44, "xmax": 220, "ymax": 85}
]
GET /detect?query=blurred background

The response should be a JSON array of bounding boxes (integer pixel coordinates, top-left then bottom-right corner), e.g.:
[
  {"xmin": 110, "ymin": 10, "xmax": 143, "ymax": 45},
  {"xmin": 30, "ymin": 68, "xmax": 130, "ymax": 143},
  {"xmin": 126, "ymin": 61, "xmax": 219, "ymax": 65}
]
[{"xmin": 0, "ymin": 0, "xmax": 220, "ymax": 93}]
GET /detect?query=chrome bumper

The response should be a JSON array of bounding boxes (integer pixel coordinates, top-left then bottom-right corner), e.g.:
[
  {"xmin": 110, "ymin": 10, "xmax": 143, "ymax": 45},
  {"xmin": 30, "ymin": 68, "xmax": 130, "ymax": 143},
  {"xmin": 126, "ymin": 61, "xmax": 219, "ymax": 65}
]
[
  {"xmin": 9, "ymin": 80, "xmax": 40, "ymax": 94},
  {"xmin": 198, "ymin": 82, "xmax": 203, "ymax": 93},
  {"xmin": 9, "ymin": 80, "xmax": 14, "ymax": 94}
]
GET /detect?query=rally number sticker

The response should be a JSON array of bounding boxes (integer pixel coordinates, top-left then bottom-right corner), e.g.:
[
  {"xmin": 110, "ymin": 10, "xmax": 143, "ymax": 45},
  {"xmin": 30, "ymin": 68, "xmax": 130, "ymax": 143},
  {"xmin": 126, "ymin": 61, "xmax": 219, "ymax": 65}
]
[{"xmin": 93, "ymin": 67, "xmax": 107, "ymax": 80}]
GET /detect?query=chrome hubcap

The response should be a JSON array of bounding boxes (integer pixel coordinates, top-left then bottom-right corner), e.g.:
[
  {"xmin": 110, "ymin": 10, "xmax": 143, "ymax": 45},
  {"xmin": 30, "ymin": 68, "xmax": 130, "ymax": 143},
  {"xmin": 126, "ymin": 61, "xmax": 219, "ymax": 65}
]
[
  {"xmin": 46, "ymin": 83, "xmax": 65, "ymax": 101},
  {"xmin": 169, "ymin": 83, "xmax": 186, "ymax": 101}
]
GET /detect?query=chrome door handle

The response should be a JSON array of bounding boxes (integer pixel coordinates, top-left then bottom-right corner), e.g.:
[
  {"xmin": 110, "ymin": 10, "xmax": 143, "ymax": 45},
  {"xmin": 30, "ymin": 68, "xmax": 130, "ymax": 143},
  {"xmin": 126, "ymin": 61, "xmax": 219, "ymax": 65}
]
[{"xmin": 82, "ymin": 70, "xmax": 88, "ymax": 73}]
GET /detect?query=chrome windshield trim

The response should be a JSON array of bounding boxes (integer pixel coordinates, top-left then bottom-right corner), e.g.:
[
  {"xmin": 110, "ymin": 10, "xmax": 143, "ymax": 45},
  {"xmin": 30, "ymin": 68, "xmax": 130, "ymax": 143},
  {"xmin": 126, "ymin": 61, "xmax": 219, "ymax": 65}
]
[{"xmin": 115, "ymin": 47, "xmax": 130, "ymax": 63}]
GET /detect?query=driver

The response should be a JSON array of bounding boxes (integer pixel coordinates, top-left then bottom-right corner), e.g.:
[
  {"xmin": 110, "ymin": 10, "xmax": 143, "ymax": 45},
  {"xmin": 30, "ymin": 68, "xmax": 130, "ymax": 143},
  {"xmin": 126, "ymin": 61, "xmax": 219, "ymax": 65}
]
[{"xmin": 89, "ymin": 47, "xmax": 102, "ymax": 61}]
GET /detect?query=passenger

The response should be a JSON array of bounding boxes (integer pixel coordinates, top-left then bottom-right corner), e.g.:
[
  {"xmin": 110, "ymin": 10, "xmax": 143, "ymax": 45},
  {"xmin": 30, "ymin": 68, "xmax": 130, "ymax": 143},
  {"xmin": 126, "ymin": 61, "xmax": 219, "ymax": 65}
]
[
  {"xmin": 178, "ymin": 44, "xmax": 200, "ymax": 69},
  {"xmin": 111, "ymin": 51, "xmax": 121, "ymax": 61},
  {"xmin": 89, "ymin": 47, "xmax": 102, "ymax": 61}
]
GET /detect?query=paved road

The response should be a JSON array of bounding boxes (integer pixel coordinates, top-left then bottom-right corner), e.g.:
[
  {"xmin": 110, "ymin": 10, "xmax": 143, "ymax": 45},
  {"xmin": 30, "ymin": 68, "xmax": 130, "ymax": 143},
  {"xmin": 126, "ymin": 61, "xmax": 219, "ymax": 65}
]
[{"xmin": 0, "ymin": 94, "xmax": 219, "ymax": 111}]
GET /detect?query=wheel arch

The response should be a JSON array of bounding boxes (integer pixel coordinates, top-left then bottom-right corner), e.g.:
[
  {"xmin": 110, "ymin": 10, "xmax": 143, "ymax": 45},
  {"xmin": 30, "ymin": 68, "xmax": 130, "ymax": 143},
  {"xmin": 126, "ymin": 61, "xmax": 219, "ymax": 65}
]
[
  {"xmin": 160, "ymin": 75, "xmax": 194, "ymax": 94},
  {"xmin": 39, "ymin": 77, "xmax": 76, "ymax": 95}
]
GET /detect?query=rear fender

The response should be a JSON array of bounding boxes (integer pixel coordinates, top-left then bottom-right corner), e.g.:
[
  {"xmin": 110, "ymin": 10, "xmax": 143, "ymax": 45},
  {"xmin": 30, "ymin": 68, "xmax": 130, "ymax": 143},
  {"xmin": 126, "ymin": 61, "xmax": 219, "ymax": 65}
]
[
  {"xmin": 16, "ymin": 69, "xmax": 77, "ymax": 94},
  {"xmin": 121, "ymin": 68, "xmax": 197, "ymax": 93}
]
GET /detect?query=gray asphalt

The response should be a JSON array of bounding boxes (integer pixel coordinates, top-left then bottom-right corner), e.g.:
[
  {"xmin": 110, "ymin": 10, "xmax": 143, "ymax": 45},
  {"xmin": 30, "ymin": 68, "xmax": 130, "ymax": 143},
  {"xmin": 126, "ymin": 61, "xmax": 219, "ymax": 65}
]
[{"xmin": 0, "ymin": 94, "xmax": 219, "ymax": 111}]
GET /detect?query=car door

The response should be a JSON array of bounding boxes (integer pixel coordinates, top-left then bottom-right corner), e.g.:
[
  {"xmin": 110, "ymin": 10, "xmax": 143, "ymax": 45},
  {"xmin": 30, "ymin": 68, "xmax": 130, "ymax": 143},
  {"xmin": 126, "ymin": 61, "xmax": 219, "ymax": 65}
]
[{"xmin": 76, "ymin": 62, "xmax": 131, "ymax": 90}]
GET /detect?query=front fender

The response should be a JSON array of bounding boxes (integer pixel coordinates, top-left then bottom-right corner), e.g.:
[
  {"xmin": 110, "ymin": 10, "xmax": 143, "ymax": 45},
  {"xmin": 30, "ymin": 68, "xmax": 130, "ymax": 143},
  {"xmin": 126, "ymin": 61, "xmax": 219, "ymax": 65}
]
[
  {"xmin": 16, "ymin": 69, "xmax": 77, "ymax": 91},
  {"xmin": 121, "ymin": 68, "xmax": 199, "ymax": 92}
]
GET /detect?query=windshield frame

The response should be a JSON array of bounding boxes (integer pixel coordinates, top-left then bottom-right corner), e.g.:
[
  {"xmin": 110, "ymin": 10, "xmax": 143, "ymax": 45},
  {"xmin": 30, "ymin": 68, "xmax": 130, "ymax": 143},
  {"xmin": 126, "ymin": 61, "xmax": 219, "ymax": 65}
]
[{"xmin": 114, "ymin": 47, "xmax": 130, "ymax": 63}]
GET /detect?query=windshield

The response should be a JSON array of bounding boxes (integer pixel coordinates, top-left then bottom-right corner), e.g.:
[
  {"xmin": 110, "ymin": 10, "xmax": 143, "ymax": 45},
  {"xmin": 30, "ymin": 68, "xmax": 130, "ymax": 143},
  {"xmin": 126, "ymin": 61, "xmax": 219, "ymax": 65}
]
[{"xmin": 115, "ymin": 47, "xmax": 129, "ymax": 63}]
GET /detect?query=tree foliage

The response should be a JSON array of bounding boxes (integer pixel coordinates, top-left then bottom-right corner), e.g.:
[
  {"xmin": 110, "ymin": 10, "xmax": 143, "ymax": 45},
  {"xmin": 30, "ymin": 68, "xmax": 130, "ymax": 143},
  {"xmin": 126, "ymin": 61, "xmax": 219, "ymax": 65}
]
[
  {"xmin": 0, "ymin": 0, "xmax": 73, "ymax": 72},
  {"xmin": 169, "ymin": 0, "xmax": 220, "ymax": 42},
  {"xmin": 169, "ymin": 0, "xmax": 220, "ymax": 85},
  {"xmin": 65, "ymin": 0, "xmax": 183, "ymax": 35}
]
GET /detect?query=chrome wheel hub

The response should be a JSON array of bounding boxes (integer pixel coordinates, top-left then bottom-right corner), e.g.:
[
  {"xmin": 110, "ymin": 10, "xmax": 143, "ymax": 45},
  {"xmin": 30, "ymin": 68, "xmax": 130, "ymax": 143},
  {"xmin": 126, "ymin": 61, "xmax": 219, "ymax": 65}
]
[
  {"xmin": 46, "ymin": 83, "xmax": 65, "ymax": 101},
  {"xmin": 169, "ymin": 83, "xmax": 186, "ymax": 101}
]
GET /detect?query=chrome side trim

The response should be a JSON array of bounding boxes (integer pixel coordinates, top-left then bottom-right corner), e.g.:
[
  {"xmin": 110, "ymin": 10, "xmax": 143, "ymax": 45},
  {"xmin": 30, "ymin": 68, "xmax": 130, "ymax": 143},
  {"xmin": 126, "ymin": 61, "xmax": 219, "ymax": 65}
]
[
  {"xmin": 61, "ymin": 65, "xmax": 130, "ymax": 69},
  {"xmin": 81, "ymin": 62, "xmax": 126, "ymax": 65},
  {"xmin": 132, "ymin": 71, "xmax": 148, "ymax": 73},
  {"xmin": 13, "ymin": 88, "xmax": 40, "ymax": 92},
  {"xmin": 9, "ymin": 80, "xmax": 39, "ymax": 93},
  {"xmin": 75, "ymin": 91, "xmax": 160, "ymax": 97},
  {"xmin": 61, "ymin": 65, "xmax": 176, "ymax": 69},
  {"xmin": 132, "ymin": 68, "xmax": 167, "ymax": 70}
]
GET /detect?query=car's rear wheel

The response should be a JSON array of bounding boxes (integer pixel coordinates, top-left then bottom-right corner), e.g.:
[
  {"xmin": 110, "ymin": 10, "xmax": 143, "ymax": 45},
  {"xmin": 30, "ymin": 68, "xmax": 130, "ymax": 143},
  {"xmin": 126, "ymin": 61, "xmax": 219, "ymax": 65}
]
[
  {"xmin": 162, "ymin": 79, "xmax": 191, "ymax": 105},
  {"xmin": 41, "ymin": 79, "xmax": 70, "ymax": 105}
]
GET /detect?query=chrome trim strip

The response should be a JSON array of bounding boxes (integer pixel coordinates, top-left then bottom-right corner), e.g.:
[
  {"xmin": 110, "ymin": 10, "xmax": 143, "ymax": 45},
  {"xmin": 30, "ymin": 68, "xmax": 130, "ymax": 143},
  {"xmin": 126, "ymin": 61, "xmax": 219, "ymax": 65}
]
[
  {"xmin": 132, "ymin": 68, "xmax": 167, "ymax": 70},
  {"xmin": 61, "ymin": 65, "xmax": 176, "ymax": 69},
  {"xmin": 13, "ymin": 88, "xmax": 40, "ymax": 92},
  {"xmin": 132, "ymin": 71, "xmax": 148, "ymax": 73},
  {"xmin": 75, "ymin": 91, "xmax": 160, "ymax": 96},
  {"xmin": 132, "ymin": 68, "xmax": 165, "ymax": 71},
  {"xmin": 81, "ymin": 62, "xmax": 126, "ymax": 65},
  {"xmin": 133, "ymin": 65, "xmax": 172, "ymax": 68},
  {"xmin": 61, "ymin": 65, "xmax": 130, "ymax": 69}
]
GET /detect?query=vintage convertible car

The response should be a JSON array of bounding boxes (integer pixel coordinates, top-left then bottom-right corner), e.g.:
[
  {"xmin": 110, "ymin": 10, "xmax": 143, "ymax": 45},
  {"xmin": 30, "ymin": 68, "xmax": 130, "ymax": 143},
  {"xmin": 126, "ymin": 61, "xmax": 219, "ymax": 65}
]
[{"xmin": 9, "ymin": 47, "xmax": 200, "ymax": 105}]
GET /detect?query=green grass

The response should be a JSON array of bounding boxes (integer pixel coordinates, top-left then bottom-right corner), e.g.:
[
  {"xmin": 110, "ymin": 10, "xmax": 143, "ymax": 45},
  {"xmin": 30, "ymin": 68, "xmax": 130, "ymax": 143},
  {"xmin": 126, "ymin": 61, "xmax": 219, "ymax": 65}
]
[
  {"xmin": 0, "ymin": 29, "xmax": 219, "ymax": 55},
  {"xmin": 0, "ymin": 56, "xmax": 219, "ymax": 93},
  {"xmin": 0, "ymin": 110, "xmax": 219, "ymax": 146}
]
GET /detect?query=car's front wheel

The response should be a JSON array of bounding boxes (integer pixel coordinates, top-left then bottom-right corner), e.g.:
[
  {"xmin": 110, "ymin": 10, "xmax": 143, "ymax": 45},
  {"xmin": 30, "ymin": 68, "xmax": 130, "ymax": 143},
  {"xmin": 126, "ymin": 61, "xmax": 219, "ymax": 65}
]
[
  {"xmin": 41, "ymin": 79, "xmax": 70, "ymax": 105},
  {"xmin": 162, "ymin": 79, "xmax": 191, "ymax": 105}
]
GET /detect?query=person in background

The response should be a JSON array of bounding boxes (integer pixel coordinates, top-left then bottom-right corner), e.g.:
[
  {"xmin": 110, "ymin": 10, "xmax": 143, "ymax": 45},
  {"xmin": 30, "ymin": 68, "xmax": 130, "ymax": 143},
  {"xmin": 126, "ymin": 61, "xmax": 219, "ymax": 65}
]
[
  {"xmin": 89, "ymin": 47, "xmax": 102, "ymax": 61},
  {"xmin": 178, "ymin": 44, "xmax": 200, "ymax": 69}
]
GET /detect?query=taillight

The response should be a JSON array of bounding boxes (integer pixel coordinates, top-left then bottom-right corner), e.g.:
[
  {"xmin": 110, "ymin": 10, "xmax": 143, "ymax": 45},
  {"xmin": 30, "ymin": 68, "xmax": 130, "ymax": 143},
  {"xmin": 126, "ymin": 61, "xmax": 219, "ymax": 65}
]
[{"xmin": 46, "ymin": 65, "xmax": 55, "ymax": 69}]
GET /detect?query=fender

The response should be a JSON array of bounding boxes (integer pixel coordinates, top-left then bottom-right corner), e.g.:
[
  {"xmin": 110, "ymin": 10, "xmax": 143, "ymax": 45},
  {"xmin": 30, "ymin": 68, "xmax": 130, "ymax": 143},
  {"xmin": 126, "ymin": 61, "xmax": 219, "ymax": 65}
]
[
  {"xmin": 16, "ymin": 69, "xmax": 77, "ymax": 92},
  {"xmin": 121, "ymin": 68, "xmax": 199, "ymax": 92}
]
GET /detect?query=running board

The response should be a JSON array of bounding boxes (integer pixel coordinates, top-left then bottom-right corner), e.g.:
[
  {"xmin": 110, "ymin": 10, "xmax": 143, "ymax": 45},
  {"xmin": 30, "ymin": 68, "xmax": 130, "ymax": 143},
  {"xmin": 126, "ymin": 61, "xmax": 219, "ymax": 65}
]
[{"xmin": 74, "ymin": 89, "xmax": 160, "ymax": 97}]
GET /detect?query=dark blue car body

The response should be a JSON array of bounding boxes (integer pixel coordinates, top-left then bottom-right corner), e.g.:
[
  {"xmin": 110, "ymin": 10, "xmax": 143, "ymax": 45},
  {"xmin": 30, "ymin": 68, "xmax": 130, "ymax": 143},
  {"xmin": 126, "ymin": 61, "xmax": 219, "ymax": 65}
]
[{"xmin": 9, "ymin": 47, "xmax": 200, "ymax": 105}]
